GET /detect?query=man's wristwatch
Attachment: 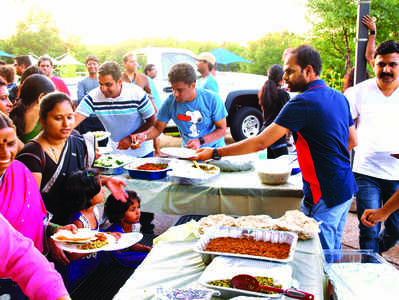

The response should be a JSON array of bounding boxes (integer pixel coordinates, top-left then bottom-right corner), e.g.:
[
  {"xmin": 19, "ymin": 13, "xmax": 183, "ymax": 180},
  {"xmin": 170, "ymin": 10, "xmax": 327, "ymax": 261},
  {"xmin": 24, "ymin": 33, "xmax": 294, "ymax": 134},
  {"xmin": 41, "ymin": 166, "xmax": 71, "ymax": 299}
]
[
  {"xmin": 212, "ymin": 148, "xmax": 221, "ymax": 160},
  {"xmin": 370, "ymin": 30, "xmax": 376, "ymax": 35},
  {"xmin": 199, "ymin": 136, "xmax": 205, "ymax": 145}
]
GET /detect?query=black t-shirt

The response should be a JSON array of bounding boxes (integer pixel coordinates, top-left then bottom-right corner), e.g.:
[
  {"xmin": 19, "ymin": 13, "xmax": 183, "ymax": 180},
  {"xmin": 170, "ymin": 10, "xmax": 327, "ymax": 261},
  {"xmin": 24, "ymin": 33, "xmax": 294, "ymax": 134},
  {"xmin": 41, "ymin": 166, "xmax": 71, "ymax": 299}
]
[{"xmin": 263, "ymin": 88, "xmax": 290, "ymax": 127}]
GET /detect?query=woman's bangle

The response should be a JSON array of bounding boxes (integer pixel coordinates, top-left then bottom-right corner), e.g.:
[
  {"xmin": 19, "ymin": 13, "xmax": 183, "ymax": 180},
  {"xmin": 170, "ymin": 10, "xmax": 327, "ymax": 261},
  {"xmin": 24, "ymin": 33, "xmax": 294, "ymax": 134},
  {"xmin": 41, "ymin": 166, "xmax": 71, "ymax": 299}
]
[{"xmin": 47, "ymin": 223, "xmax": 61, "ymax": 236}]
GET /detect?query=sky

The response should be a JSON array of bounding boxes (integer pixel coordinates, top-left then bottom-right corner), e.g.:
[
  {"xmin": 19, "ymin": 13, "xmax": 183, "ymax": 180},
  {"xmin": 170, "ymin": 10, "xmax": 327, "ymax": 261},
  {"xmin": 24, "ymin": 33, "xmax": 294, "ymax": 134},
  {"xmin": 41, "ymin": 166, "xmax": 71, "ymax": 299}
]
[{"xmin": 1, "ymin": 0, "xmax": 310, "ymax": 46}]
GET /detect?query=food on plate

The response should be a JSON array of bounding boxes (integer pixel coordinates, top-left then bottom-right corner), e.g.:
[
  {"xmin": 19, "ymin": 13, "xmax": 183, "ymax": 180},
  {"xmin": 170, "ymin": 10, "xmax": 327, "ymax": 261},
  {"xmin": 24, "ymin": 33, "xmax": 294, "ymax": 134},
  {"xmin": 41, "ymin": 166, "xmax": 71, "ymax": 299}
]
[
  {"xmin": 235, "ymin": 215, "xmax": 274, "ymax": 230},
  {"xmin": 208, "ymin": 276, "xmax": 282, "ymax": 294},
  {"xmin": 77, "ymin": 233, "xmax": 109, "ymax": 250},
  {"xmin": 137, "ymin": 162, "xmax": 168, "ymax": 171},
  {"xmin": 87, "ymin": 131, "xmax": 109, "ymax": 139},
  {"xmin": 51, "ymin": 228, "xmax": 96, "ymax": 243},
  {"xmin": 130, "ymin": 142, "xmax": 140, "ymax": 150},
  {"xmin": 94, "ymin": 155, "xmax": 125, "ymax": 168},
  {"xmin": 273, "ymin": 210, "xmax": 320, "ymax": 240},
  {"xmin": 192, "ymin": 164, "xmax": 218, "ymax": 172},
  {"xmin": 198, "ymin": 214, "xmax": 236, "ymax": 235},
  {"xmin": 204, "ymin": 236, "xmax": 291, "ymax": 259}
]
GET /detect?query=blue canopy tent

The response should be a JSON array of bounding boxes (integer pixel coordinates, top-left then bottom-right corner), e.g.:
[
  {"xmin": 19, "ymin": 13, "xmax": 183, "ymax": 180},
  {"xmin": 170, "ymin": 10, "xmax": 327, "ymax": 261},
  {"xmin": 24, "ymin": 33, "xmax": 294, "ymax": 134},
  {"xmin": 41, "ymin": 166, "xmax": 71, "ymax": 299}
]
[
  {"xmin": 210, "ymin": 48, "xmax": 253, "ymax": 71},
  {"xmin": 0, "ymin": 50, "xmax": 14, "ymax": 58}
]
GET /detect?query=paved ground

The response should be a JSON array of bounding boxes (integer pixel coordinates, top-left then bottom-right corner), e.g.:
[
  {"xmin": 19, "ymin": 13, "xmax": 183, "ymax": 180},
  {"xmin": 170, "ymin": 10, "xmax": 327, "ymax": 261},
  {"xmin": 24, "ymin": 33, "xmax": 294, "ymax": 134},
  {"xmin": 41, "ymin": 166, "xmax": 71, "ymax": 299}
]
[{"xmin": 155, "ymin": 130, "xmax": 399, "ymax": 268}]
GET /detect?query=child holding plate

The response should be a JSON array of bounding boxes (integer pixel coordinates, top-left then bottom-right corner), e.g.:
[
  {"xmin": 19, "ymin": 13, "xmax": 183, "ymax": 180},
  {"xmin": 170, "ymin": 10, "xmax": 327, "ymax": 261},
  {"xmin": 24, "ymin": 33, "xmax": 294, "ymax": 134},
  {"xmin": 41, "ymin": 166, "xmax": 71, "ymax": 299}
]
[
  {"xmin": 56, "ymin": 168, "xmax": 109, "ymax": 290},
  {"xmin": 104, "ymin": 190, "xmax": 151, "ymax": 267}
]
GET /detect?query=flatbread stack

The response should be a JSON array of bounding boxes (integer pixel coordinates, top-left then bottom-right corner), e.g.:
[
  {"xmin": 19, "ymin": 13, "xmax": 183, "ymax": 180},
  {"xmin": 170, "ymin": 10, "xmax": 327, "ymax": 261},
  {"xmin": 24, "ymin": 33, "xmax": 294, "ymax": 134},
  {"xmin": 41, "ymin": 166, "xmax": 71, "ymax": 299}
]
[
  {"xmin": 235, "ymin": 215, "xmax": 274, "ymax": 230},
  {"xmin": 51, "ymin": 228, "xmax": 97, "ymax": 243},
  {"xmin": 273, "ymin": 210, "xmax": 320, "ymax": 240},
  {"xmin": 198, "ymin": 214, "xmax": 236, "ymax": 235}
]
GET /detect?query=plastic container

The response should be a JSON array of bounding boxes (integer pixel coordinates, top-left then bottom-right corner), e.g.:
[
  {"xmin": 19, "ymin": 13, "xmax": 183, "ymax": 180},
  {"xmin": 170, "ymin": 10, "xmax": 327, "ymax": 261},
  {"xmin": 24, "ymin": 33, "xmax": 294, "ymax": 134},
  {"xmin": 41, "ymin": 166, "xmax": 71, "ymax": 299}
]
[
  {"xmin": 124, "ymin": 158, "xmax": 171, "ymax": 180},
  {"xmin": 255, "ymin": 158, "xmax": 292, "ymax": 185},
  {"xmin": 324, "ymin": 249, "xmax": 399, "ymax": 300}
]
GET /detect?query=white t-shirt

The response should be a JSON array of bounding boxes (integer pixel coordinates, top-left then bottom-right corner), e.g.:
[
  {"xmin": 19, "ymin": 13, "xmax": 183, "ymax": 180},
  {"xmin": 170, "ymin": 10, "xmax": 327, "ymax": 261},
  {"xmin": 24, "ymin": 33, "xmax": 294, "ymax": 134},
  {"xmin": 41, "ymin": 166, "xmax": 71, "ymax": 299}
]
[
  {"xmin": 347, "ymin": 78, "xmax": 399, "ymax": 180},
  {"xmin": 76, "ymin": 82, "xmax": 155, "ymax": 157}
]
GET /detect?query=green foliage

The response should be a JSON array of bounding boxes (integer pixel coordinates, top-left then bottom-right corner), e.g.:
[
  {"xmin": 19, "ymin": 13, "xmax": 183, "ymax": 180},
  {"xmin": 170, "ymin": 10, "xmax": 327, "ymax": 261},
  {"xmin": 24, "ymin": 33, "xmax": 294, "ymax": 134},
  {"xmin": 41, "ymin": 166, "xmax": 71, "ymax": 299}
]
[
  {"xmin": 306, "ymin": 0, "xmax": 399, "ymax": 87},
  {"xmin": 6, "ymin": 7, "xmax": 66, "ymax": 57},
  {"xmin": 3, "ymin": 0, "xmax": 399, "ymax": 86},
  {"xmin": 244, "ymin": 31, "xmax": 305, "ymax": 75},
  {"xmin": 321, "ymin": 68, "xmax": 344, "ymax": 92}
]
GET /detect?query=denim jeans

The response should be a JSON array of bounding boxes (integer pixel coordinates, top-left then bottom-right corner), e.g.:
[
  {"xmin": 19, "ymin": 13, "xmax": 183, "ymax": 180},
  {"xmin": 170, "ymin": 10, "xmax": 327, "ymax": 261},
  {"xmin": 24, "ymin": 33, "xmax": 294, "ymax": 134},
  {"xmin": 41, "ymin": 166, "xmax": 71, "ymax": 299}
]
[
  {"xmin": 354, "ymin": 173, "xmax": 399, "ymax": 254},
  {"xmin": 301, "ymin": 196, "xmax": 352, "ymax": 250}
]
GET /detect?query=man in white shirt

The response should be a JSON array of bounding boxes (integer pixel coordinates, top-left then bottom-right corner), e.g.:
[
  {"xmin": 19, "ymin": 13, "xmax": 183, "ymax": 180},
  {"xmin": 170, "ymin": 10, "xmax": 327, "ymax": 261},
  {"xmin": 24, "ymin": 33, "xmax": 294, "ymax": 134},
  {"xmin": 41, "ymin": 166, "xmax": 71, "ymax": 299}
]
[
  {"xmin": 74, "ymin": 61, "xmax": 156, "ymax": 158},
  {"xmin": 347, "ymin": 40, "xmax": 399, "ymax": 254}
]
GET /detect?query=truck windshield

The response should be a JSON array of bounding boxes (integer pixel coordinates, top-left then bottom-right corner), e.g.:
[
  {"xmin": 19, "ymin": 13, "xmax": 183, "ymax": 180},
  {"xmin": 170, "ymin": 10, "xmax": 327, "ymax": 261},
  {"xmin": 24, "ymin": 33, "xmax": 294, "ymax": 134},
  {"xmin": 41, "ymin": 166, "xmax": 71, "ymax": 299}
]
[{"xmin": 161, "ymin": 52, "xmax": 197, "ymax": 81}]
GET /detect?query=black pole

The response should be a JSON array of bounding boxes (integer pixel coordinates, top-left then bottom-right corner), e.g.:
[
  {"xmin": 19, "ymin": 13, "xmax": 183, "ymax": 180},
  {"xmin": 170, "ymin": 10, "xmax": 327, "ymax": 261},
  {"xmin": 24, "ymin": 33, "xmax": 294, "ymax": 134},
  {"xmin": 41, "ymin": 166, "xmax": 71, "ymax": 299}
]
[{"xmin": 354, "ymin": 0, "xmax": 371, "ymax": 84}]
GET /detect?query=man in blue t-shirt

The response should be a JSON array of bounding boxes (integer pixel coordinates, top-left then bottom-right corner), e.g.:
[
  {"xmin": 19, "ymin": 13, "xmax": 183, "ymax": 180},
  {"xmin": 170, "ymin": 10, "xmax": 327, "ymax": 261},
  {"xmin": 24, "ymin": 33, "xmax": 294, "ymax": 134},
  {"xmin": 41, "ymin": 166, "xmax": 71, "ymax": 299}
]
[
  {"xmin": 196, "ymin": 52, "xmax": 219, "ymax": 94},
  {"xmin": 76, "ymin": 55, "xmax": 106, "ymax": 135},
  {"xmin": 193, "ymin": 45, "xmax": 358, "ymax": 250},
  {"xmin": 131, "ymin": 63, "xmax": 227, "ymax": 149}
]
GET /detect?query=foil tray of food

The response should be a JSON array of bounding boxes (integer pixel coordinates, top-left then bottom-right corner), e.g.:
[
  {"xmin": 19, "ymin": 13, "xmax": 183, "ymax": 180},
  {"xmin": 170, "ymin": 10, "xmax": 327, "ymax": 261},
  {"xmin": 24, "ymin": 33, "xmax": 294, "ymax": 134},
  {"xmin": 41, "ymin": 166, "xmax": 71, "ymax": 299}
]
[
  {"xmin": 199, "ymin": 256, "xmax": 292, "ymax": 299},
  {"xmin": 194, "ymin": 226, "xmax": 298, "ymax": 264}
]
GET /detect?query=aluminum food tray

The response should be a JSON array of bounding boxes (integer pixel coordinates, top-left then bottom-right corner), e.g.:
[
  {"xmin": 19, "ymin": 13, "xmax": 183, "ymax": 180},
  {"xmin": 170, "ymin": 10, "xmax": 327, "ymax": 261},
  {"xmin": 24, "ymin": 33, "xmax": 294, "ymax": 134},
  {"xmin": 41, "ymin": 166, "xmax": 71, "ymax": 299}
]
[
  {"xmin": 124, "ymin": 157, "xmax": 171, "ymax": 180},
  {"xmin": 199, "ymin": 256, "xmax": 292, "ymax": 299},
  {"xmin": 194, "ymin": 226, "xmax": 297, "ymax": 264}
]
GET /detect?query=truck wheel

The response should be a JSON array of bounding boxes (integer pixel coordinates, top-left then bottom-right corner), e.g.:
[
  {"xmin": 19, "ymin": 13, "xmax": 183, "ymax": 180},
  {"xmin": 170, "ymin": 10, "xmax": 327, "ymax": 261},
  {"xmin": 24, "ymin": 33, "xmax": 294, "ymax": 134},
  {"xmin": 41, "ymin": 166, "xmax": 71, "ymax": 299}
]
[{"xmin": 230, "ymin": 107, "xmax": 263, "ymax": 141}]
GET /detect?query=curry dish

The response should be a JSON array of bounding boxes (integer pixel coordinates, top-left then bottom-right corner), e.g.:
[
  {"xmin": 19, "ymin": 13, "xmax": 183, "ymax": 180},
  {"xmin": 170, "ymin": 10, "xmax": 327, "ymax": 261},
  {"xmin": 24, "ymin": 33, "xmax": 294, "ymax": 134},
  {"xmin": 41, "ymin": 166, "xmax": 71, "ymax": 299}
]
[{"xmin": 204, "ymin": 236, "xmax": 291, "ymax": 259}]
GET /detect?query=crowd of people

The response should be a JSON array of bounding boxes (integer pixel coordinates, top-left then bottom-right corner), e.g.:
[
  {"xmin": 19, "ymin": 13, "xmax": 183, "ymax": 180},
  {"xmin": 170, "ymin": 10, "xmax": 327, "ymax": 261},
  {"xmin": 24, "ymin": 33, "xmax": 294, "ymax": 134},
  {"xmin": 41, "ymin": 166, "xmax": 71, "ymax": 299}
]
[{"xmin": 1, "ymin": 14, "xmax": 399, "ymax": 299}]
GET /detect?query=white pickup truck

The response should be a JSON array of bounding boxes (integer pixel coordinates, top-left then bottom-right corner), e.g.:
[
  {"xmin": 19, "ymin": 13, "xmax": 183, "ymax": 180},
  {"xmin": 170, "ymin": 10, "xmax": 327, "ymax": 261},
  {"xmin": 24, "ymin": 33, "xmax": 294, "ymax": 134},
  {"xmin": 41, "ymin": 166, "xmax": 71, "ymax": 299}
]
[{"xmin": 134, "ymin": 47, "xmax": 267, "ymax": 141}]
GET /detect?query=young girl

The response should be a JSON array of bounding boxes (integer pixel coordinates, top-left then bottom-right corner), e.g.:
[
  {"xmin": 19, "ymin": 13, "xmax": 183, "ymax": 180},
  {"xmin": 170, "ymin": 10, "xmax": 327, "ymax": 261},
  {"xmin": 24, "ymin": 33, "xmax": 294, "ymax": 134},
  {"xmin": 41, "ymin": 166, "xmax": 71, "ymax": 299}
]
[
  {"xmin": 104, "ymin": 191, "xmax": 151, "ymax": 267},
  {"xmin": 57, "ymin": 168, "xmax": 106, "ymax": 290},
  {"xmin": 66, "ymin": 168, "xmax": 104, "ymax": 231}
]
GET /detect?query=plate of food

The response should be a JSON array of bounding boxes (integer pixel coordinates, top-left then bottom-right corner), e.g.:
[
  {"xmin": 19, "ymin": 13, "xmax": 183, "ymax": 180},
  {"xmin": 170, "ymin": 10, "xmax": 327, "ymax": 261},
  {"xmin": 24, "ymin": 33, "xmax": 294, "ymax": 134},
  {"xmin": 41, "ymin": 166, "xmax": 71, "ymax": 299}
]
[
  {"xmin": 160, "ymin": 147, "xmax": 197, "ymax": 159},
  {"xmin": 168, "ymin": 162, "xmax": 220, "ymax": 184},
  {"xmin": 52, "ymin": 229, "xmax": 143, "ymax": 254},
  {"xmin": 52, "ymin": 228, "xmax": 98, "ymax": 244},
  {"xmin": 86, "ymin": 131, "xmax": 111, "ymax": 141}
]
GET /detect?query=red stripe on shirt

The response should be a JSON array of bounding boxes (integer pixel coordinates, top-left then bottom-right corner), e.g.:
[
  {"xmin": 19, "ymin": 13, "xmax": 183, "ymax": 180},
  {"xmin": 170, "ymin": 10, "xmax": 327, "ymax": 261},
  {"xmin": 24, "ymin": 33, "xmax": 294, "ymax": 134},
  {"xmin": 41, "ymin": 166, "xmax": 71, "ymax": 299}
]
[
  {"xmin": 177, "ymin": 114, "xmax": 191, "ymax": 122},
  {"xmin": 296, "ymin": 132, "xmax": 322, "ymax": 204}
]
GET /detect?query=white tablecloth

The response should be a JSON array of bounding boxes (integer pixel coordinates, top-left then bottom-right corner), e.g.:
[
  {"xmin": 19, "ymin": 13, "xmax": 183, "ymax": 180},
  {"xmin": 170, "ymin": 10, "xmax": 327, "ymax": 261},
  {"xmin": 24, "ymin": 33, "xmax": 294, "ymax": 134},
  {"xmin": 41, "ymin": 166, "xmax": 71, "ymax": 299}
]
[
  {"xmin": 114, "ymin": 237, "xmax": 325, "ymax": 300},
  {"xmin": 116, "ymin": 161, "xmax": 303, "ymax": 217}
]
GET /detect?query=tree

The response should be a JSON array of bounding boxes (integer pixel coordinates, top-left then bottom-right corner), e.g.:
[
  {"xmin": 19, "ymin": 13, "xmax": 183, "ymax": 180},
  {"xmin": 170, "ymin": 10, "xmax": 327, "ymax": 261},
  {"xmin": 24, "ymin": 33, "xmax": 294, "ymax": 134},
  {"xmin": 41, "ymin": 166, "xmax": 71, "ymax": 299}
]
[
  {"xmin": 6, "ymin": 7, "xmax": 67, "ymax": 57},
  {"xmin": 244, "ymin": 31, "xmax": 304, "ymax": 75},
  {"xmin": 306, "ymin": 0, "xmax": 399, "ymax": 80}
]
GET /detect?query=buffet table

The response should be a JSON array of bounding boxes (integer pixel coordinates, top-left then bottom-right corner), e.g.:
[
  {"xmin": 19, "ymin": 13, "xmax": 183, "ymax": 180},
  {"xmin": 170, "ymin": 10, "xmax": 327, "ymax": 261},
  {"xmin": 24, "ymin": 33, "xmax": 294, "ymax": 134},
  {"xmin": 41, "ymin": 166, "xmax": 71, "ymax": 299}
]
[
  {"xmin": 116, "ymin": 161, "xmax": 304, "ymax": 217},
  {"xmin": 113, "ymin": 236, "xmax": 325, "ymax": 299}
]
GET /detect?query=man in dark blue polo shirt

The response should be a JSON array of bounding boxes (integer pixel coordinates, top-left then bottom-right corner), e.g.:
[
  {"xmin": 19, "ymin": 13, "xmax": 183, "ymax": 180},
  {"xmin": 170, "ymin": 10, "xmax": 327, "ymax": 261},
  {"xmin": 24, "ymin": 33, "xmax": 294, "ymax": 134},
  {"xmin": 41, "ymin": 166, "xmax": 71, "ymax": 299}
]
[{"xmin": 193, "ymin": 45, "xmax": 358, "ymax": 250}]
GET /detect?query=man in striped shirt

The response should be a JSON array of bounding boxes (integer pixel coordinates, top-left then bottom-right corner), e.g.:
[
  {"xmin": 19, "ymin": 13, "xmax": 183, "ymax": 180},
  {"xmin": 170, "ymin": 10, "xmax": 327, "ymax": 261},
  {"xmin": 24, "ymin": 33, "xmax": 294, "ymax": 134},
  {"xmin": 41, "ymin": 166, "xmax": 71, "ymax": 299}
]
[{"xmin": 74, "ymin": 61, "xmax": 156, "ymax": 158}]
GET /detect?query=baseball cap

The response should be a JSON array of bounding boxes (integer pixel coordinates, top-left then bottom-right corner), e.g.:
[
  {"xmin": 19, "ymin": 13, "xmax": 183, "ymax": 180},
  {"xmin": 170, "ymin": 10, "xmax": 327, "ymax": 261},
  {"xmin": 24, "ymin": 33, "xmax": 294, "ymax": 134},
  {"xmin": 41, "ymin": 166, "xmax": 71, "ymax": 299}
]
[{"xmin": 196, "ymin": 52, "xmax": 216, "ymax": 65}]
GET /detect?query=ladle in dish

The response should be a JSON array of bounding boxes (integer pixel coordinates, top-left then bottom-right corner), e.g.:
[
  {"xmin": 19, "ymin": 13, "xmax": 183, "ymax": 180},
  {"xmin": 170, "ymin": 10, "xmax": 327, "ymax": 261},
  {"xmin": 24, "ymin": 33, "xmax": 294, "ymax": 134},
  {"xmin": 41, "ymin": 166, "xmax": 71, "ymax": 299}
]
[
  {"xmin": 193, "ymin": 160, "xmax": 202, "ymax": 170},
  {"xmin": 231, "ymin": 274, "xmax": 314, "ymax": 300}
]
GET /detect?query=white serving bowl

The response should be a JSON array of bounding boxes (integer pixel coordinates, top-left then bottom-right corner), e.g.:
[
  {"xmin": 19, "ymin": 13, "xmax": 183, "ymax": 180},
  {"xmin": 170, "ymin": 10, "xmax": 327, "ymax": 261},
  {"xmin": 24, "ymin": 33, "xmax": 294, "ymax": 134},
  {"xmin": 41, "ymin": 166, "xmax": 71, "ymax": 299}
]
[{"xmin": 255, "ymin": 159, "xmax": 292, "ymax": 185}]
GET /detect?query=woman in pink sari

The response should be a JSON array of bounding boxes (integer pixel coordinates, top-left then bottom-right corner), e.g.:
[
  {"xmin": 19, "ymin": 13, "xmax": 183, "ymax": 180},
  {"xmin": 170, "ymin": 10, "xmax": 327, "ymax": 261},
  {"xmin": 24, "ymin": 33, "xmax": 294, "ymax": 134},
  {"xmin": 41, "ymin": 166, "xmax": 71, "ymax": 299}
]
[{"xmin": 0, "ymin": 111, "xmax": 70, "ymax": 299}]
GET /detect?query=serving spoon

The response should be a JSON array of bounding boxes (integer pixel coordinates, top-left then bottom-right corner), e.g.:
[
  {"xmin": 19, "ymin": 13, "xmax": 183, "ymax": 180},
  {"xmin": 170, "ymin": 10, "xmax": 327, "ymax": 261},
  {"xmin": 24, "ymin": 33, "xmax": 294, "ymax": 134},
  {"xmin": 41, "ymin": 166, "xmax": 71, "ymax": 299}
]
[
  {"xmin": 231, "ymin": 274, "xmax": 314, "ymax": 300},
  {"xmin": 193, "ymin": 160, "xmax": 202, "ymax": 170}
]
